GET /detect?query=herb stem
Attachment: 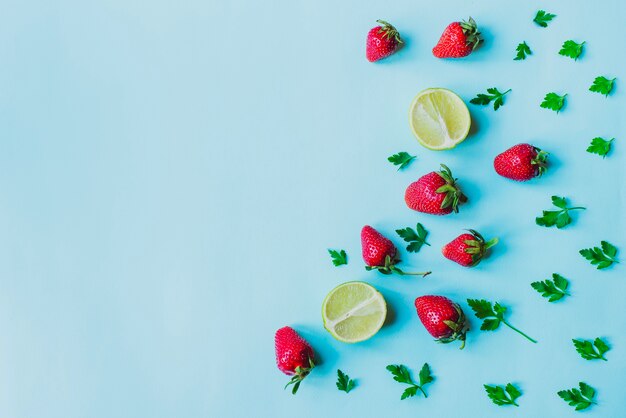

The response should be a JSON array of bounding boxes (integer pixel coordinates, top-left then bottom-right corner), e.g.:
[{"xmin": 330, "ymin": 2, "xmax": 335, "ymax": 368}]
[
  {"xmin": 568, "ymin": 207, "xmax": 586, "ymax": 211},
  {"xmin": 503, "ymin": 320, "xmax": 537, "ymax": 343},
  {"xmin": 417, "ymin": 386, "xmax": 428, "ymax": 398}
]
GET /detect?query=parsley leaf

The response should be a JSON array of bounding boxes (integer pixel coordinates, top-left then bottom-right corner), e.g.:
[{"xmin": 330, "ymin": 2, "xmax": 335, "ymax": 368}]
[
  {"xmin": 587, "ymin": 137, "xmax": 614, "ymax": 158},
  {"xmin": 558, "ymin": 382, "xmax": 597, "ymax": 411},
  {"xmin": 535, "ymin": 196, "xmax": 585, "ymax": 229},
  {"xmin": 540, "ymin": 92, "xmax": 567, "ymax": 113},
  {"xmin": 336, "ymin": 369, "xmax": 356, "ymax": 393},
  {"xmin": 470, "ymin": 87, "xmax": 512, "ymax": 111},
  {"xmin": 386, "ymin": 363, "xmax": 433, "ymax": 399},
  {"xmin": 589, "ymin": 76, "xmax": 616, "ymax": 96},
  {"xmin": 484, "ymin": 383, "xmax": 522, "ymax": 407},
  {"xmin": 579, "ymin": 241, "xmax": 619, "ymax": 269},
  {"xmin": 559, "ymin": 40, "xmax": 585, "ymax": 60},
  {"xmin": 531, "ymin": 273, "xmax": 570, "ymax": 302},
  {"xmin": 573, "ymin": 338, "xmax": 610, "ymax": 361},
  {"xmin": 328, "ymin": 249, "xmax": 348, "ymax": 266},
  {"xmin": 533, "ymin": 10, "xmax": 556, "ymax": 27},
  {"xmin": 514, "ymin": 41, "xmax": 532, "ymax": 60},
  {"xmin": 396, "ymin": 223, "xmax": 430, "ymax": 253},
  {"xmin": 388, "ymin": 152, "xmax": 416, "ymax": 170},
  {"xmin": 467, "ymin": 299, "xmax": 537, "ymax": 343}
]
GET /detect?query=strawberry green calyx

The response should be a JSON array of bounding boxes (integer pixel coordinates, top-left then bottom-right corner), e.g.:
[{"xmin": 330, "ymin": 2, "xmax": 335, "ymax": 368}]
[
  {"xmin": 459, "ymin": 17, "xmax": 482, "ymax": 50},
  {"xmin": 463, "ymin": 229, "xmax": 499, "ymax": 266},
  {"xmin": 435, "ymin": 164, "xmax": 467, "ymax": 213},
  {"xmin": 365, "ymin": 255, "xmax": 431, "ymax": 277},
  {"xmin": 284, "ymin": 357, "xmax": 315, "ymax": 395},
  {"xmin": 440, "ymin": 303, "xmax": 469, "ymax": 349},
  {"xmin": 531, "ymin": 147, "xmax": 549, "ymax": 177},
  {"xmin": 376, "ymin": 19, "xmax": 403, "ymax": 44}
]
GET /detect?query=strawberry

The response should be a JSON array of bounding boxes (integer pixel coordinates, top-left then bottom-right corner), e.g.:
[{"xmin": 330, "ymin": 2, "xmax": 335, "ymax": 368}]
[
  {"xmin": 432, "ymin": 17, "xmax": 482, "ymax": 58},
  {"xmin": 275, "ymin": 326, "xmax": 315, "ymax": 394},
  {"xmin": 442, "ymin": 229, "xmax": 498, "ymax": 267},
  {"xmin": 405, "ymin": 164, "xmax": 467, "ymax": 215},
  {"xmin": 361, "ymin": 225, "xmax": 430, "ymax": 276},
  {"xmin": 366, "ymin": 20, "xmax": 403, "ymax": 62},
  {"xmin": 414, "ymin": 295, "xmax": 469, "ymax": 349},
  {"xmin": 494, "ymin": 143, "xmax": 548, "ymax": 181}
]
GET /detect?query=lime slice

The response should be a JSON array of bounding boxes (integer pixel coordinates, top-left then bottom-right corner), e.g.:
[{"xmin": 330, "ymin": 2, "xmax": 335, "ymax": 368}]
[
  {"xmin": 409, "ymin": 88, "xmax": 471, "ymax": 150},
  {"xmin": 322, "ymin": 281, "xmax": 387, "ymax": 343}
]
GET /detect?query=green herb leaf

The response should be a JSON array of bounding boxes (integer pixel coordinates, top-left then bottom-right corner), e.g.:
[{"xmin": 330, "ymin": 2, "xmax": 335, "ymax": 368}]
[
  {"xmin": 540, "ymin": 92, "xmax": 567, "ymax": 113},
  {"xmin": 466, "ymin": 299, "xmax": 496, "ymax": 319},
  {"xmin": 336, "ymin": 369, "xmax": 356, "ymax": 393},
  {"xmin": 484, "ymin": 383, "xmax": 522, "ymax": 407},
  {"xmin": 386, "ymin": 363, "xmax": 433, "ymax": 399},
  {"xmin": 531, "ymin": 273, "xmax": 570, "ymax": 302},
  {"xmin": 328, "ymin": 249, "xmax": 348, "ymax": 266},
  {"xmin": 573, "ymin": 338, "xmax": 610, "ymax": 361},
  {"xmin": 587, "ymin": 137, "xmax": 614, "ymax": 158},
  {"xmin": 559, "ymin": 40, "xmax": 585, "ymax": 60},
  {"xmin": 388, "ymin": 152, "xmax": 416, "ymax": 170},
  {"xmin": 514, "ymin": 41, "xmax": 532, "ymax": 60},
  {"xmin": 558, "ymin": 382, "xmax": 597, "ymax": 411},
  {"xmin": 467, "ymin": 299, "xmax": 537, "ymax": 343},
  {"xmin": 589, "ymin": 76, "xmax": 616, "ymax": 96},
  {"xmin": 579, "ymin": 241, "xmax": 619, "ymax": 269},
  {"xmin": 396, "ymin": 223, "xmax": 430, "ymax": 253},
  {"xmin": 534, "ymin": 10, "xmax": 556, "ymax": 27},
  {"xmin": 418, "ymin": 363, "xmax": 433, "ymax": 386},
  {"xmin": 535, "ymin": 196, "xmax": 585, "ymax": 229},
  {"xmin": 470, "ymin": 87, "xmax": 512, "ymax": 111}
]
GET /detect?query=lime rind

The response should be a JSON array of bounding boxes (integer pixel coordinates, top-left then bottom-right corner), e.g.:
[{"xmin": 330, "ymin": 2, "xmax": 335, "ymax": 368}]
[{"xmin": 322, "ymin": 281, "xmax": 387, "ymax": 343}]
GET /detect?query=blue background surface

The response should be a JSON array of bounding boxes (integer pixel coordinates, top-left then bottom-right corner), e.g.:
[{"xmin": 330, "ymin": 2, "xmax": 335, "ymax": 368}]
[{"xmin": 0, "ymin": 0, "xmax": 624, "ymax": 417}]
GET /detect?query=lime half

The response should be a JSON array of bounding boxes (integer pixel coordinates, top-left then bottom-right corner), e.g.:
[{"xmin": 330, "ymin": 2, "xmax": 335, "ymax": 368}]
[
  {"xmin": 322, "ymin": 282, "xmax": 387, "ymax": 343},
  {"xmin": 409, "ymin": 88, "xmax": 471, "ymax": 150}
]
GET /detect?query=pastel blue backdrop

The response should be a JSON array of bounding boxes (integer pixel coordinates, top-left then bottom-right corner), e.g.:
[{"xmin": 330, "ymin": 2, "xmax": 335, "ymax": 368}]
[{"xmin": 0, "ymin": 0, "xmax": 624, "ymax": 417}]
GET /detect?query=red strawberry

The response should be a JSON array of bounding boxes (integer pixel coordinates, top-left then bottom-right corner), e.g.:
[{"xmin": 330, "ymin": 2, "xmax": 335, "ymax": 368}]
[
  {"xmin": 361, "ymin": 225, "xmax": 430, "ymax": 276},
  {"xmin": 414, "ymin": 295, "xmax": 468, "ymax": 349},
  {"xmin": 494, "ymin": 143, "xmax": 548, "ymax": 181},
  {"xmin": 405, "ymin": 164, "xmax": 467, "ymax": 215},
  {"xmin": 442, "ymin": 229, "xmax": 498, "ymax": 267},
  {"xmin": 366, "ymin": 20, "xmax": 403, "ymax": 62},
  {"xmin": 275, "ymin": 326, "xmax": 315, "ymax": 394},
  {"xmin": 432, "ymin": 17, "xmax": 482, "ymax": 58}
]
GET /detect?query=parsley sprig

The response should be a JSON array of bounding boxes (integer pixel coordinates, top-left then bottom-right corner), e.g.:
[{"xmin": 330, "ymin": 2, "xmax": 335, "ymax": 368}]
[
  {"xmin": 470, "ymin": 88, "xmax": 511, "ymax": 111},
  {"xmin": 388, "ymin": 152, "xmax": 416, "ymax": 170},
  {"xmin": 396, "ymin": 223, "xmax": 430, "ymax": 253},
  {"xmin": 589, "ymin": 76, "xmax": 616, "ymax": 96},
  {"xmin": 535, "ymin": 196, "xmax": 585, "ymax": 229},
  {"xmin": 386, "ymin": 363, "xmax": 433, "ymax": 399},
  {"xmin": 558, "ymin": 382, "xmax": 597, "ymax": 411},
  {"xmin": 540, "ymin": 92, "xmax": 567, "ymax": 113},
  {"xmin": 484, "ymin": 383, "xmax": 522, "ymax": 407},
  {"xmin": 336, "ymin": 369, "xmax": 356, "ymax": 393},
  {"xmin": 467, "ymin": 299, "xmax": 537, "ymax": 343},
  {"xmin": 587, "ymin": 137, "xmax": 614, "ymax": 158},
  {"xmin": 579, "ymin": 241, "xmax": 619, "ymax": 269},
  {"xmin": 533, "ymin": 10, "xmax": 556, "ymax": 27},
  {"xmin": 531, "ymin": 273, "xmax": 570, "ymax": 302},
  {"xmin": 514, "ymin": 41, "xmax": 531, "ymax": 60},
  {"xmin": 328, "ymin": 249, "xmax": 348, "ymax": 266},
  {"xmin": 573, "ymin": 338, "xmax": 610, "ymax": 361},
  {"xmin": 559, "ymin": 40, "xmax": 585, "ymax": 60}
]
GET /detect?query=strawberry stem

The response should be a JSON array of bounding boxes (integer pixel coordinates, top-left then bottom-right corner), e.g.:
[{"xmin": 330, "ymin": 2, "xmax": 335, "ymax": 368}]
[
  {"xmin": 394, "ymin": 268, "xmax": 431, "ymax": 277},
  {"xmin": 503, "ymin": 320, "xmax": 537, "ymax": 343}
]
